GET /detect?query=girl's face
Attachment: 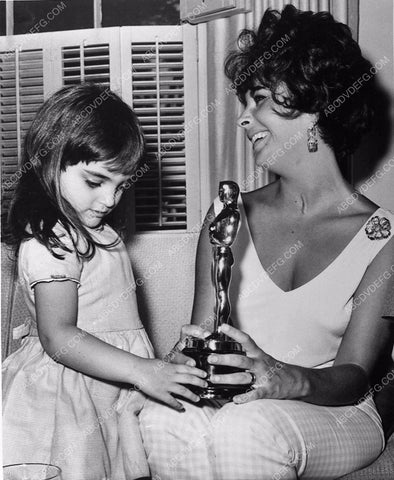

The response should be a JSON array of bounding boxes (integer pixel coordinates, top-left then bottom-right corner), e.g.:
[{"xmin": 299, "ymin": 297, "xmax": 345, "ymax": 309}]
[
  {"xmin": 60, "ymin": 161, "xmax": 130, "ymax": 228},
  {"xmin": 237, "ymin": 85, "xmax": 314, "ymax": 174}
]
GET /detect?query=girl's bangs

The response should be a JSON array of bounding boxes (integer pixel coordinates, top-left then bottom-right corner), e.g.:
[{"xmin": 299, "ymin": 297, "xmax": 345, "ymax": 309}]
[
  {"xmin": 102, "ymin": 151, "xmax": 141, "ymax": 176},
  {"xmin": 87, "ymin": 131, "xmax": 144, "ymax": 177}
]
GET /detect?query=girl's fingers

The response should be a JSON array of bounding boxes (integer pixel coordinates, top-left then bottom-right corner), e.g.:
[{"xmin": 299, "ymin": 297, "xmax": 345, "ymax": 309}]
[
  {"xmin": 177, "ymin": 364, "xmax": 207, "ymax": 378},
  {"xmin": 170, "ymin": 383, "xmax": 201, "ymax": 403},
  {"xmin": 219, "ymin": 324, "xmax": 261, "ymax": 354},
  {"xmin": 161, "ymin": 394, "xmax": 185, "ymax": 411},
  {"xmin": 175, "ymin": 374, "xmax": 208, "ymax": 389},
  {"xmin": 209, "ymin": 371, "xmax": 254, "ymax": 385},
  {"xmin": 180, "ymin": 324, "xmax": 211, "ymax": 340},
  {"xmin": 207, "ymin": 353, "xmax": 253, "ymax": 369},
  {"xmin": 170, "ymin": 352, "xmax": 196, "ymax": 366}
]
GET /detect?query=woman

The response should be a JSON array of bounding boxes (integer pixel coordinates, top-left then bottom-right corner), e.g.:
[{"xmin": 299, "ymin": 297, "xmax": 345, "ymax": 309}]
[{"xmin": 139, "ymin": 6, "xmax": 393, "ymax": 479}]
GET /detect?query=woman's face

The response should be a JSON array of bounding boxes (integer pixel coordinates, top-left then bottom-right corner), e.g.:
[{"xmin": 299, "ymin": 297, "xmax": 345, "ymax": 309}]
[{"xmin": 237, "ymin": 84, "xmax": 314, "ymax": 174}]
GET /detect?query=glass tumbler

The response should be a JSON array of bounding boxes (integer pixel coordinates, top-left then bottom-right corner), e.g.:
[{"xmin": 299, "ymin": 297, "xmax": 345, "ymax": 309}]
[{"xmin": 3, "ymin": 463, "xmax": 62, "ymax": 480}]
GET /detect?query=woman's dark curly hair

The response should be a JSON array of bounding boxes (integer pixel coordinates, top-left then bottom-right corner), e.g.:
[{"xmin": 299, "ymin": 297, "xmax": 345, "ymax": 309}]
[{"xmin": 225, "ymin": 5, "xmax": 376, "ymax": 168}]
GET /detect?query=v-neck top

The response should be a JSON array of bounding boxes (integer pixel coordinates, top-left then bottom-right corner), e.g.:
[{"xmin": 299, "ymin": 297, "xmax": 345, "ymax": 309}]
[{"xmin": 213, "ymin": 195, "xmax": 393, "ymax": 369}]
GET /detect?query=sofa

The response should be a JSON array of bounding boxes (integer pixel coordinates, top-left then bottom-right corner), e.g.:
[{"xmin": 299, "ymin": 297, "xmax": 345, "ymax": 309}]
[{"xmin": 2, "ymin": 233, "xmax": 393, "ymax": 478}]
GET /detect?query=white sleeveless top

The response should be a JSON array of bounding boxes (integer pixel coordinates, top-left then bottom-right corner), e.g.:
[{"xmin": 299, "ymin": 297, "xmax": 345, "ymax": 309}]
[{"xmin": 214, "ymin": 194, "xmax": 394, "ymax": 369}]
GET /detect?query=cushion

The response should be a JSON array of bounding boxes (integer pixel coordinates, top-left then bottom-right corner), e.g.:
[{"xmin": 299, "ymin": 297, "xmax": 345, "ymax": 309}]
[{"xmin": 338, "ymin": 433, "xmax": 394, "ymax": 479}]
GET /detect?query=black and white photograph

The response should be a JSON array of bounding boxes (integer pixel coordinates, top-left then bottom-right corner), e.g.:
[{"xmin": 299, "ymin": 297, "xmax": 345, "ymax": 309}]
[{"xmin": 1, "ymin": 1, "xmax": 393, "ymax": 479}]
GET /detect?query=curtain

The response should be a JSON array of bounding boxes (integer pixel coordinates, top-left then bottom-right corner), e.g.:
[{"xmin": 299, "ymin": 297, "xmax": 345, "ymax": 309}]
[{"xmin": 202, "ymin": 0, "xmax": 359, "ymax": 205}]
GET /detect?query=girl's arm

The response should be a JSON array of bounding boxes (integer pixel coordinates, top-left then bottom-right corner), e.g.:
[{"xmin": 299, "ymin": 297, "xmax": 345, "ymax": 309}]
[
  {"xmin": 35, "ymin": 280, "xmax": 207, "ymax": 409},
  {"xmin": 209, "ymin": 238, "xmax": 394, "ymax": 406}
]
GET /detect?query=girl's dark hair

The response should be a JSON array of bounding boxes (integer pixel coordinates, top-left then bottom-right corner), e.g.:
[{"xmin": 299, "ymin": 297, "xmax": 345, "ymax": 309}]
[
  {"xmin": 225, "ymin": 5, "xmax": 376, "ymax": 168},
  {"xmin": 4, "ymin": 83, "xmax": 145, "ymax": 259}
]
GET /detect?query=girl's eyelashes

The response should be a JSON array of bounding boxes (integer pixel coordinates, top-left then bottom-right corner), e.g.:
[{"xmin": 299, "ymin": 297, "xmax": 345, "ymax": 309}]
[
  {"xmin": 85, "ymin": 180, "xmax": 128, "ymax": 194},
  {"xmin": 86, "ymin": 180, "xmax": 102, "ymax": 188}
]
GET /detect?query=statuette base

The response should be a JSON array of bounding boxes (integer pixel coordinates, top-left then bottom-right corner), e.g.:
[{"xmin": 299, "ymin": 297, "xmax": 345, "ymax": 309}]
[{"xmin": 182, "ymin": 333, "xmax": 252, "ymax": 400}]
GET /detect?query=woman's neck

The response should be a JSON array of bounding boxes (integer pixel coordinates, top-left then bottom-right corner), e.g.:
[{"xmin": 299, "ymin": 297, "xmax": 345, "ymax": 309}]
[{"xmin": 274, "ymin": 154, "xmax": 352, "ymax": 216}]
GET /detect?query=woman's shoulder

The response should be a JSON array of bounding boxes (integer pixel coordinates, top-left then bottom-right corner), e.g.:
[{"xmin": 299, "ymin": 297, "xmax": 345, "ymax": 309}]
[
  {"xmin": 339, "ymin": 197, "xmax": 393, "ymax": 270},
  {"xmin": 340, "ymin": 194, "xmax": 393, "ymax": 233}
]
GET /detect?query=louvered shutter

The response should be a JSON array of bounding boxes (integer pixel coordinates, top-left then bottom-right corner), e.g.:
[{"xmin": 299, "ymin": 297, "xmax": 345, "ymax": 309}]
[
  {"xmin": 1, "ymin": 26, "xmax": 201, "ymax": 231},
  {"xmin": 62, "ymin": 43, "xmax": 111, "ymax": 86},
  {"xmin": 0, "ymin": 49, "xmax": 44, "ymax": 217},
  {"xmin": 131, "ymin": 40, "xmax": 186, "ymax": 230}
]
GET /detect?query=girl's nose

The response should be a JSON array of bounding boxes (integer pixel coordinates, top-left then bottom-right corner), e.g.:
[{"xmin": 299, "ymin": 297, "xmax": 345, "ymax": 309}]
[{"xmin": 101, "ymin": 190, "xmax": 117, "ymax": 209}]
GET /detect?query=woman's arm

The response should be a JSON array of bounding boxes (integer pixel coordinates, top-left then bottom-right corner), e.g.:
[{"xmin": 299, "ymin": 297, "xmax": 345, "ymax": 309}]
[
  {"xmin": 35, "ymin": 280, "xmax": 207, "ymax": 409},
  {"xmin": 210, "ymin": 238, "xmax": 394, "ymax": 406}
]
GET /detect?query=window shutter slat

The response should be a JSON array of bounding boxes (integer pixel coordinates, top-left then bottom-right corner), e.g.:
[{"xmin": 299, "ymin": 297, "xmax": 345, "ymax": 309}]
[
  {"xmin": 62, "ymin": 43, "xmax": 110, "ymax": 86},
  {"xmin": 132, "ymin": 39, "xmax": 186, "ymax": 231},
  {"xmin": 1, "ymin": 26, "xmax": 199, "ymax": 232},
  {"xmin": 0, "ymin": 49, "xmax": 44, "ymax": 218}
]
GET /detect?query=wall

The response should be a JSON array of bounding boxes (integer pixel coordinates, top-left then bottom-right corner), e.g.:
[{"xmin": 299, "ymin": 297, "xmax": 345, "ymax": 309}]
[{"xmin": 356, "ymin": 0, "xmax": 394, "ymax": 210}]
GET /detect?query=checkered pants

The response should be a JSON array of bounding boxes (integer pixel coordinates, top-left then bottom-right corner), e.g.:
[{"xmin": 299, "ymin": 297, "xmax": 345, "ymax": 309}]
[{"xmin": 139, "ymin": 395, "xmax": 384, "ymax": 480}]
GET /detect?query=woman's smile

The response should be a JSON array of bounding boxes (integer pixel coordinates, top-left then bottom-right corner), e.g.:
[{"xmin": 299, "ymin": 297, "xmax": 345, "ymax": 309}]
[
  {"xmin": 251, "ymin": 131, "xmax": 270, "ymax": 151},
  {"xmin": 238, "ymin": 87, "xmax": 320, "ymax": 173}
]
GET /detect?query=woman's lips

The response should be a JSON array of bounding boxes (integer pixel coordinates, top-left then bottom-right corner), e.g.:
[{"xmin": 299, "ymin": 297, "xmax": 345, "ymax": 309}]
[{"xmin": 252, "ymin": 131, "xmax": 270, "ymax": 150}]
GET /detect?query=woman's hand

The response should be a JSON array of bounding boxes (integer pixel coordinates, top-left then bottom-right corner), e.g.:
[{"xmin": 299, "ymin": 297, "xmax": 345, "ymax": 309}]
[
  {"xmin": 134, "ymin": 357, "xmax": 208, "ymax": 410},
  {"xmin": 208, "ymin": 324, "xmax": 306, "ymax": 404},
  {"xmin": 167, "ymin": 324, "xmax": 212, "ymax": 367}
]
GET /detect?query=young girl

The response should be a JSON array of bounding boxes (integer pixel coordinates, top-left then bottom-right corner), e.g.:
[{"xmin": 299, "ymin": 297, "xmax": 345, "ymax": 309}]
[{"xmin": 2, "ymin": 83, "xmax": 207, "ymax": 480}]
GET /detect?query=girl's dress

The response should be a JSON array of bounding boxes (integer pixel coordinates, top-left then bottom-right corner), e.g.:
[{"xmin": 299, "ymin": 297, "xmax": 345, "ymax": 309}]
[
  {"xmin": 2, "ymin": 223, "xmax": 154, "ymax": 480},
  {"xmin": 139, "ymin": 195, "xmax": 394, "ymax": 480}
]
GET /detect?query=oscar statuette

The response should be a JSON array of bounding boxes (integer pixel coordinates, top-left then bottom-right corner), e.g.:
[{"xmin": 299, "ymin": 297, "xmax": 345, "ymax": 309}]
[{"xmin": 182, "ymin": 181, "xmax": 253, "ymax": 399}]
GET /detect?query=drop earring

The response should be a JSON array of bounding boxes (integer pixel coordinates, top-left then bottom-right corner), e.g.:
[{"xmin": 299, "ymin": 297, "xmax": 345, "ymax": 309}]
[{"xmin": 307, "ymin": 123, "xmax": 318, "ymax": 153}]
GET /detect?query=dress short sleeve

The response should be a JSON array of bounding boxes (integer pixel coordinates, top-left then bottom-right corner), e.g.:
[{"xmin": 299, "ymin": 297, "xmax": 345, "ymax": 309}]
[{"xmin": 20, "ymin": 231, "xmax": 83, "ymax": 289}]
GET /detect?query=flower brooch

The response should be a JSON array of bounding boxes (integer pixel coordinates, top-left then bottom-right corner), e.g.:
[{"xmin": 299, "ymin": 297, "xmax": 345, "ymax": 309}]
[{"xmin": 365, "ymin": 216, "xmax": 391, "ymax": 240}]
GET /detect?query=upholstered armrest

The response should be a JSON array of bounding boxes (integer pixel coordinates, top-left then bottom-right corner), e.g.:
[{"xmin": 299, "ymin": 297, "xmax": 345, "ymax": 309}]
[
  {"xmin": 1, "ymin": 244, "xmax": 33, "ymax": 360},
  {"xmin": 338, "ymin": 433, "xmax": 394, "ymax": 479},
  {"xmin": 126, "ymin": 232, "xmax": 199, "ymax": 358}
]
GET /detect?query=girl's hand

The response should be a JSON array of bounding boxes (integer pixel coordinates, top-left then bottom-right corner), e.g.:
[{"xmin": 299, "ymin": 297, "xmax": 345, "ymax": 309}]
[
  {"xmin": 208, "ymin": 324, "xmax": 303, "ymax": 404},
  {"xmin": 167, "ymin": 324, "xmax": 211, "ymax": 367},
  {"xmin": 135, "ymin": 357, "xmax": 208, "ymax": 410}
]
